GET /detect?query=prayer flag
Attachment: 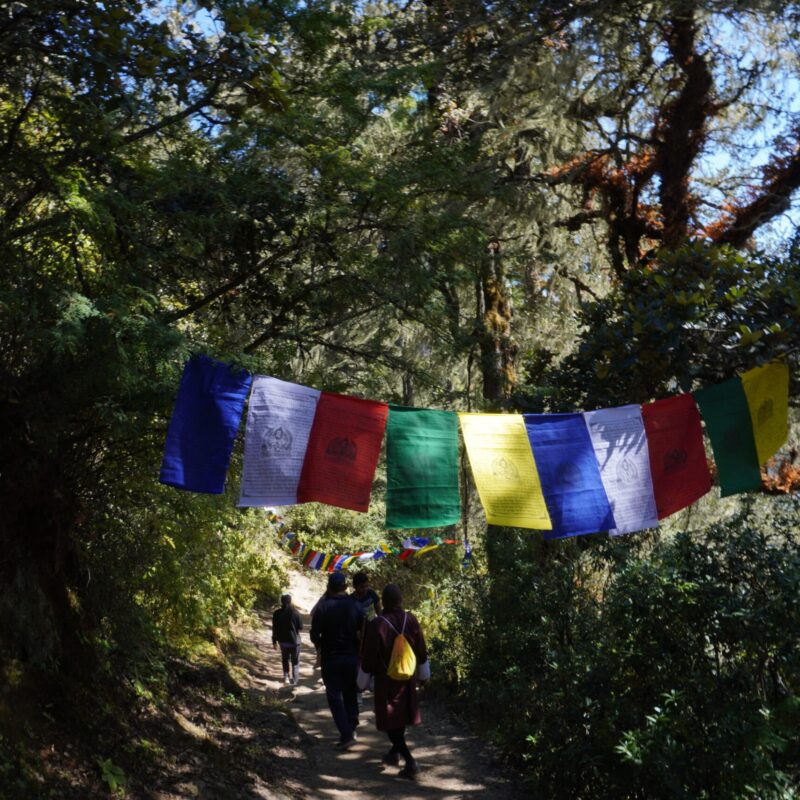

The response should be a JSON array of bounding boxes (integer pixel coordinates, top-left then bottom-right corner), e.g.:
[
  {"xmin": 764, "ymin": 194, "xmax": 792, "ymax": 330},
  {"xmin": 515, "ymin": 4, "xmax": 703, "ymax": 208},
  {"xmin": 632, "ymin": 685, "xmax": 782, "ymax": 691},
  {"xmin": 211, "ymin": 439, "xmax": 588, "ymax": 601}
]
[
  {"xmin": 741, "ymin": 363, "xmax": 790, "ymax": 464},
  {"xmin": 584, "ymin": 405, "xmax": 659, "ymax": 535},
  {"xmin": 239, "ymin": 376, "xmax": 320, "ymax": 506},
  {"xmin": 321, "ymin": 553, "xmax": 333, "ymax": 572},
  {"xmin": 297, "ymin": 392, "xmax": 388, "ymax": 512},
  {"xmin": 160, "ymin": 355, "xmax": 252, "ymax": 494},
  {"xmin": 695, "ymin": 378, "xmax": 761, "ymax": 496},
  {"xmin": 459, "ymin": 414, "xmax": 551, "ymax": 530},
  {"xmin": 385, "ymin": 406, "xmax": 461, "ymax": 529},
  {"xmin": 641, "ymin": 394, "xmax": 711, "ymax": 518},
  {"xmin": 523, "ymin": 413, "xmax": 615, "ymax": 538},
  {"xmin": 401, "ymin": 537, "xmax": 429, "ymax": 550}
]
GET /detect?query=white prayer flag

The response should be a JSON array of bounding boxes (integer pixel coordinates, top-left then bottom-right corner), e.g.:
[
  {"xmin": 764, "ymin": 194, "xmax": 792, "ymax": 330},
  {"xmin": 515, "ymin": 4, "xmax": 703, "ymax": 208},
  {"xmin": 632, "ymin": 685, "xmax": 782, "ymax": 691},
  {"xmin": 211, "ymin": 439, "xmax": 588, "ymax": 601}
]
[
  {"xmin": 583, "ymin": 405, "xmax": 658, "ymax": 535},
  {"xmin": 238, "ymin": 376, "xmax": 321, "ymax": 506}
]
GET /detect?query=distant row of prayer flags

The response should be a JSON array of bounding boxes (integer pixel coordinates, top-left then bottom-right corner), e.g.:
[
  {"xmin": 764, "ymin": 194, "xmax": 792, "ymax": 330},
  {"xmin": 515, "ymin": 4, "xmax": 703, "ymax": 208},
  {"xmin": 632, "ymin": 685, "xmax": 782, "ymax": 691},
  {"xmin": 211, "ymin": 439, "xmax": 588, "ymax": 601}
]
[
  {"xmin": 267, "ymin": 510, "xmax": 463, "ymax": 570},
  {"xmin": 160, "ymin": 356, "xmax": 791, "ymax": 537}
]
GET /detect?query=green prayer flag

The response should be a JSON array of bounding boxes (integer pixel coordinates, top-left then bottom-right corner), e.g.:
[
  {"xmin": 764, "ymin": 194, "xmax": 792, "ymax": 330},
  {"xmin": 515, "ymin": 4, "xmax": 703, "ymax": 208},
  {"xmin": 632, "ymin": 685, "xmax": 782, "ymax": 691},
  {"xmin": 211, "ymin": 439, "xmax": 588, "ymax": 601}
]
[
  {"xmin": 694, "ymin": 377, "xmax": 762, "ymax": 497},
  {"xmin": 385, "ymin": 406, "xmax": 461, "ymax": 529}
]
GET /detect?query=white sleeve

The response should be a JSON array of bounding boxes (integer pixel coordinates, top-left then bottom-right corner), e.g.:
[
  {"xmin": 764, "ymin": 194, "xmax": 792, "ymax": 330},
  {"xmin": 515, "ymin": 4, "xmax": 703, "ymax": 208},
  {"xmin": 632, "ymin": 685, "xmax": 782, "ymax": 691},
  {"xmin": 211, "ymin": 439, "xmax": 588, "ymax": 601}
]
[
  {"xmin": 357, "ymin": 666, "xmax": 373, "ymax": 691},
  {"xmin": 416, "ymin": 660, "xmax": 431, "ymax": 681}
]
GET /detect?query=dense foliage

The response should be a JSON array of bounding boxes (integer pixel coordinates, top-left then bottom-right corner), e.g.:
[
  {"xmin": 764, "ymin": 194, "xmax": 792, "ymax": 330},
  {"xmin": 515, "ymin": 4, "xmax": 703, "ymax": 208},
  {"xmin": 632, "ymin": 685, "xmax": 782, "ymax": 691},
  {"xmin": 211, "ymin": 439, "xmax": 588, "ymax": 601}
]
[{"xmin": 441, "ymin": 504, "xmax": 800, "ymax": 799}]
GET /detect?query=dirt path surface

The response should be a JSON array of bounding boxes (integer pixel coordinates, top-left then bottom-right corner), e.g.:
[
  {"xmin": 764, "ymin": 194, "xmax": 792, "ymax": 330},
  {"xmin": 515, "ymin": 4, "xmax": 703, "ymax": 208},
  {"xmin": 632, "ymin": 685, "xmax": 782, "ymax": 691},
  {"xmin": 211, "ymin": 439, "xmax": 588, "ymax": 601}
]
[{"xmin": 236, "ymin": 561, "xmax": 525, "ymax": 800}]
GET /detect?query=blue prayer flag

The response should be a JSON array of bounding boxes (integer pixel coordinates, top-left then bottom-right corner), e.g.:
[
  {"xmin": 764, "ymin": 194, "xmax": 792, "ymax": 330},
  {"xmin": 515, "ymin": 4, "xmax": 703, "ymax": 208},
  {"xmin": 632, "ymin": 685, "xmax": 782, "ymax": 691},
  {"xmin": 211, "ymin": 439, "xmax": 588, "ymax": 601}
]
[
  {"xmin": 523, "ymin": 413, "xmax": 616, "ymax": 538},
  {"xmin": 160, "ymin": 355, "xmax": 252, "ymax": 494}
]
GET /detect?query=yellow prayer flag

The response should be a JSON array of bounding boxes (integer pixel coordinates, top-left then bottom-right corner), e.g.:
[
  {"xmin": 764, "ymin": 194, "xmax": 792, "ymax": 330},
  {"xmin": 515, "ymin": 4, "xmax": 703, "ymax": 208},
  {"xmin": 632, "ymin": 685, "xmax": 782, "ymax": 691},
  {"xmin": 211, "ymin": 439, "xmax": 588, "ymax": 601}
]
[
  {"xmin": 459, "ymin": 413, "xmax": 552, "ymax": 530},
  {"xmin": 321, "ymin": 553, "xmax": 332, "ymax": 571},
  {"xmin": 342, "ymin": 556, "xmax": 359, "ymax": 569},
  {"xmin": 741, "ymin": 363, "xmax": 790, "ymax": 464},
  {"xmin": 415, "ymin": 544, "xmax": 439, "ymax": 557}
]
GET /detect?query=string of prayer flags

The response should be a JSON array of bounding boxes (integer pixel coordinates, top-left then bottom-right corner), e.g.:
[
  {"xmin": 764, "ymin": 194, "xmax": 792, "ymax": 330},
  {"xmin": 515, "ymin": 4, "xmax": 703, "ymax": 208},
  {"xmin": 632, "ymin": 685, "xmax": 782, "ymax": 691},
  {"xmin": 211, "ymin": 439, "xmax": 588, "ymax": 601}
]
[
  {"xmin": 385, "ymin": 406, "xmax": 461, "ymax": 529},
  {"xmin": 741, "ymin": 363, "xmax": 790, "ymax": 465},
  {"xmin": 159, "ymin": 355, "xmax": 252, "ymax": 494},
  {"xmin": 584, "ymin": 405, "xmax": 659, "ymax": 535},
  {"xmin": 297, "ymin": 392, "xmax": 389, "ymax": 512},
  {"xmin": 162, "ymin": 358, "xmax": 793, "ymax": 543},
  {"xmin": 268, "ymin": 510, "xmax": 462, "ymax": 570},
  {"xmin": 523, "ymin": 413, "xmax": 616, "ymax": 538},
  {"xmin": 459, "ymin": 413, "xmax": 552, "ymax": 530},
  {"xmin": 239, "ymin": 377, "xmax": 320, "ymax": 506},
  {"xmin": 641, "ymin": 394, "xmax": 711, "ymax": 518},
  {"xmin": 694, "ymin": 378, "xmax": 762, "ymax": 496}
]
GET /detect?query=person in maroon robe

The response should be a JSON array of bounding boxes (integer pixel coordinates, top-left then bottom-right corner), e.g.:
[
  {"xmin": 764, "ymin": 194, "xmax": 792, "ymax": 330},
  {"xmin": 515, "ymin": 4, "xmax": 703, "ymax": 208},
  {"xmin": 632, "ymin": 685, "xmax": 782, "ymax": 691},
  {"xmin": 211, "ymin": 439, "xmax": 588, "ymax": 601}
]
[{"xmin": 360, "ymin": 584, "xmax": 430, "ymax": 779}]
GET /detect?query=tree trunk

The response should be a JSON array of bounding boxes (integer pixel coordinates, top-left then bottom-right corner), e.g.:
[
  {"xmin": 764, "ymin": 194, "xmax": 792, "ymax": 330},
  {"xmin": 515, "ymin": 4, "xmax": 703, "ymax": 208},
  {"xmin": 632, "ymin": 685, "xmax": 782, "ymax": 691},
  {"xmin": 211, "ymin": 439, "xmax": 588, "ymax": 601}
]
[
  {"xmin": 478, "ymin": 246, "xmax": 517, "ymax": 404},
  {"xmin": 476, "ymin": 245, "xmax": 520, "ymax": 616}
]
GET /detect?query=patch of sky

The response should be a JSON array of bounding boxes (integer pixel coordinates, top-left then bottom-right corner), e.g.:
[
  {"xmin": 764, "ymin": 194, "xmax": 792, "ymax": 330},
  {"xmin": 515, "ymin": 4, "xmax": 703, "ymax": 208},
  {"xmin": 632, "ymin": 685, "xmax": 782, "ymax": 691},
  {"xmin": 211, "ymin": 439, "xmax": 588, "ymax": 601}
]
[{"xmin": 696, "ymin": 12, "xmax": 800, "ymax": 249}]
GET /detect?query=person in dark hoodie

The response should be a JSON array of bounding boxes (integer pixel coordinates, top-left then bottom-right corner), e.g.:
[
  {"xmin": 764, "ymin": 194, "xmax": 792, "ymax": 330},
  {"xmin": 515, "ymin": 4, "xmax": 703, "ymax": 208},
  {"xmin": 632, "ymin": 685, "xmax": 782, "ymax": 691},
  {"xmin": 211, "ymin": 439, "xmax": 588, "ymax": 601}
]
[
  {"xmin": 272, "ymin": 593, "xmax": 303, "ymax": 685},
  {"xmin": 310, "ymin": 572, "xmax": 365, "ymax": 749}
]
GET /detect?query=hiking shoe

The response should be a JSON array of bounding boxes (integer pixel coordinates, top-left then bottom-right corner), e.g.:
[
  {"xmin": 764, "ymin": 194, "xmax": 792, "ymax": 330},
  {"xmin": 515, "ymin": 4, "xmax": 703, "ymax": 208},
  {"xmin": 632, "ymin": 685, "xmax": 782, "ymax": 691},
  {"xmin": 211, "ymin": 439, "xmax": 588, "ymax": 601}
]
[
  {"xmin": 283, "ymin": 675, "xmax": 290, "ymax": 684},
  {"xmin": 398, "ymin": 761, "xmax": 419, "ymax": 780},
  {"xmin": 382, "ymin": 750, "xmax": 400, "ymax": 767},
  {"xmin": 335, "ymin": 735, "xmax": 357, "ymax": 750}
]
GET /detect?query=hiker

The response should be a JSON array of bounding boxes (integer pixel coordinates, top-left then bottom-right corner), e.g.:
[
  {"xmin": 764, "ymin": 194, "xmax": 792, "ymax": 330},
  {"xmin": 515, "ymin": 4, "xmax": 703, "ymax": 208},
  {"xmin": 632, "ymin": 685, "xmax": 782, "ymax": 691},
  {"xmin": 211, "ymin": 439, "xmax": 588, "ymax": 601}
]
[
  {"xmin": 351, "ymin": 571, "xmax": 381, "ymax": 706},
  {"xmin": 352, "ymin": 571, "xmax": 381, "ymax": 621},
  {"xmin": 272, "ymin": 594, "xmax": 303, "ymax": 685},
  {"xmin": 310, "ymin": 572, "xmax": 365, "ymax": 749},
  {"xmin": 360, "ymin": 583, "xmax": 430, "ymax": 780}
]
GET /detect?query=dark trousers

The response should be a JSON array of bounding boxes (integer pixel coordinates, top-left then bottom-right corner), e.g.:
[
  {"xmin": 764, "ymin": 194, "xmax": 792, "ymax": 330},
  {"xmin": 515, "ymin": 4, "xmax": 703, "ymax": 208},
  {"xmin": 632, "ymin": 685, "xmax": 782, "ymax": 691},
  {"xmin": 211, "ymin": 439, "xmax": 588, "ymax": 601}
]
[
  {"xmin": 280, "ymin": 644, "xmax": 300, "ymax": 674},
  {"xmin": 388, "ymin": 727, "xmax": 414, "ymax": 764},
  {"xmin": 321, "ymin": 655, "xmax": 359, "ymax": 738}
]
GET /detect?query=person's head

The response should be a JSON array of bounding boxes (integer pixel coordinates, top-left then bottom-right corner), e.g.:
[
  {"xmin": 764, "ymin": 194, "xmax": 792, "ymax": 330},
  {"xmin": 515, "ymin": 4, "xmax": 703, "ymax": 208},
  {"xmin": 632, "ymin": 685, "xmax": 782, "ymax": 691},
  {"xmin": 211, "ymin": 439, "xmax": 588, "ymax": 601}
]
[
  {"xmin": 328, "ymin": 572, "xmax": 347, "ymax": 594},
  {"xmin": 382, "ymin": 583, "xmax": 402, "ymax": 611},
  {"xmin": 281, "ymin": 593, "xmax": 292, "ymax": 608},
  {"xmin": 352, "ymin": 571, "xmax": 370, "ymax": 597}
]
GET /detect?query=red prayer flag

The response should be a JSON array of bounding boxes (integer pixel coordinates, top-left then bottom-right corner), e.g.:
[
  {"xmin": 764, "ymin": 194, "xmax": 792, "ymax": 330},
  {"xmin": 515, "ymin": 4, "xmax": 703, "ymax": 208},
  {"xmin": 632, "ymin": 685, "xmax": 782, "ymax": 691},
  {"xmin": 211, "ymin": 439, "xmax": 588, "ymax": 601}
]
[
  {"xmin": 641, "ymin": 393, "xmax": 711, "ymax": 518},
  {"xmin": 297, "ymin": 392, "xmax": 389, "ymax": 513}
]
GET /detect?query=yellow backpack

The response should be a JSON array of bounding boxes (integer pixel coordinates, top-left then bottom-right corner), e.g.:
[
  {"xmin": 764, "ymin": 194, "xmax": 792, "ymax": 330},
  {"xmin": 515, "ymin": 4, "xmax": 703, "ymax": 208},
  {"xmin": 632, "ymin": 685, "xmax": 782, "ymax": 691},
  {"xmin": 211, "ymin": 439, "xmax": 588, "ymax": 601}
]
[{"xmin": 381, "ymin": 613, "xmax": 417, "ymax": 681}]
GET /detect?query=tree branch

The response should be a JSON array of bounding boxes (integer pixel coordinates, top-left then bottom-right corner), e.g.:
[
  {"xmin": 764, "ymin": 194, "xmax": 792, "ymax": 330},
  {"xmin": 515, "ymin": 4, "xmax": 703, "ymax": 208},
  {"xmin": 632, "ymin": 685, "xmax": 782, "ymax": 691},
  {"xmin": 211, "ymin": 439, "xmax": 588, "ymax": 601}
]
[
  {"xmin": 654, "ymin": 6, "xmax": 713, "ymax": 248},
  {"xmin": 710, "ymin": 146, "xmax": 800, "ymax": 247},
  {"xmin": 121, "ymin": 83, "xmax": 221, "ymax": 145}
]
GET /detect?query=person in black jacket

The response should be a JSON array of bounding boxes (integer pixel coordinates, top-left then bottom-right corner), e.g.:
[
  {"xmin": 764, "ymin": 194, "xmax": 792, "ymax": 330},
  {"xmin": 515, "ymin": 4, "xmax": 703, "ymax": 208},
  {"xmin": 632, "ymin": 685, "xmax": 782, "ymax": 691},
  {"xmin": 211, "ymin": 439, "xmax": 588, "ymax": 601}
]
[
  {"xmin": 310, "ymin": 573, "xmax": 365, "ymax": 748},
  {"xmin": 272, "ymin": 594, "xmax": 303, "ymax": 685}
]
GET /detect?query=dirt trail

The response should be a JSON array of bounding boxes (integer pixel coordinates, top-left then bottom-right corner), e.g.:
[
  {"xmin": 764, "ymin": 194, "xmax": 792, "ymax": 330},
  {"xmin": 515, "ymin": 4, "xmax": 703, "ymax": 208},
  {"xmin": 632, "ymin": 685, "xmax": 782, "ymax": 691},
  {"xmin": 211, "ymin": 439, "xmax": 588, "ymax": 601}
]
[{"xmin": 238, "ymin": 559, "xmax": 524, "ymax": 800}]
